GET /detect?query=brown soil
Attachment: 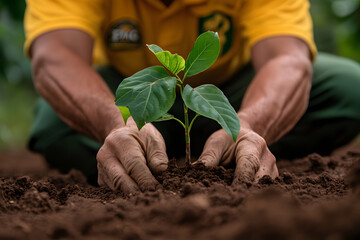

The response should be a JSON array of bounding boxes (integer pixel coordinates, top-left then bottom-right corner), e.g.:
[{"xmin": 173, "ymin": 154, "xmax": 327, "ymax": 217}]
[{"xmin": 1, "ymin": 144, "xmax": 360, "ymax": 240}]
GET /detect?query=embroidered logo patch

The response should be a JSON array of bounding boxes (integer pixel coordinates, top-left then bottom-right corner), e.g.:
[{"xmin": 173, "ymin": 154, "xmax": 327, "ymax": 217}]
[
  {"xmin": 199, "ymin": 12, "xmax": 233, "ymax": 56},
  {"xmin": 106, "ymin": 20, "xmax": 142, "ymax": 50}
]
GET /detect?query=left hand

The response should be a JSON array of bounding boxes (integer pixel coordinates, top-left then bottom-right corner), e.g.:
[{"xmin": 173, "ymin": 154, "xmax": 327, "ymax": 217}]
[
  {"xmin": 97, "ymin": 118, "xmax": 168, "ymax": 193},
  {"xmin": 197, "ymin": 128, "xmax": 279, "ymax": 184}
]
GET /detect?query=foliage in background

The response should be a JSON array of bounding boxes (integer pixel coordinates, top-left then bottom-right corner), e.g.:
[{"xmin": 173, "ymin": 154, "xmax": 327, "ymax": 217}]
[
  {"xmin": 310, "ymin": 0, "xmax": 360, "ymax": 62},
  {"xmin": 0, "ymin": 0, "xmax": 31, "ymax": 84},
  {"xmin": 0, "ymin": 0, "xmax": 359, "ymax": 150},
  {"xmin": 0, "ymin": 1, "xmax": 36, "ymax": 150}
]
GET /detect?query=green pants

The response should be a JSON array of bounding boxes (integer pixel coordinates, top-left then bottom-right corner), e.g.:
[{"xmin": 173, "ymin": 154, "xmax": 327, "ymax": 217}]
[{"xmin": 28, "ymin": 53, "xmax": 360, "ymax": 182}]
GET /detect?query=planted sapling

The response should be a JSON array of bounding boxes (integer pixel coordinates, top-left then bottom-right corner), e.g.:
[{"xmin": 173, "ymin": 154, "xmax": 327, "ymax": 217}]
[{"xmin": 115, "ymin": 31, "xmax": 240, "ymax": 166}]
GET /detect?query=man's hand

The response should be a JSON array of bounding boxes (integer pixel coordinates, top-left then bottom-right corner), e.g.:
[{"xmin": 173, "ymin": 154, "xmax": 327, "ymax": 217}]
[
  {"xmin": 31, "ymin": 29, "xmax": 168, "ymax": 193},
  {"xmin": 97, "ymin": 118, "xmax": 168, "ymax": 193},
  {"xmin": 198, "ymin": 128, "xmax": 278, "ymax": 184},
  {"xmin": 196, "ymin": 36, "xmax": 311, "ymax": 184}
]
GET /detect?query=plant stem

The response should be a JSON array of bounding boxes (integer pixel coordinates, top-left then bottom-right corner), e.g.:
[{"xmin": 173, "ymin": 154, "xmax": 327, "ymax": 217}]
[
  {"xmin": 176, "ymin": 74, "xmax": 183, "ymax": 84},
  {"xmin": 184, "ymin": 104, "xmax": 191, "ymax": 166},
  {"xmin": 172, "ymin": 117, "xmax": 186, "ymax": 129},
  {"xmin": 178, "ymin": 75, "xmax": 192, "ymax": 166},
  {"xmin": 188, "ymin": 113, "xmax": 200, "ymax": 133}
]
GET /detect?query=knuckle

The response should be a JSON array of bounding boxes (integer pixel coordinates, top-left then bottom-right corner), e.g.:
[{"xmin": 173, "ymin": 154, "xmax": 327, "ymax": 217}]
[
  {"xmin": 246, "ymin": 131, "xmax": 266, "ymax": 146},
  {"xmin": 237, "ymin": 153, "xmax": 260, "ymax": 172},
  {"xmin": 146, "ymin": 138, "xmax": 164, "ymax": 152},
  {"xmin": 139, "ymin": 123, "xmax": 152, "ymax": 132},
  {"xmin": 141, "ymin": 126, "xmax": 165, "ymax": 145},
  {"xmin": 140, "ymin": 123, "xmax": 156, "ymax": 134},
  {"xmin": 216, "ymin": 129, "xmax": 231, "ymax": 140},
  {"xmin": 106, "ymin": 128, "xmax": 140, "ymax": 145},
  {"xmin": 209, "ymin": 131, "xmax": 228, "ymax": 144},
  {"xmin": 148, "ymin": 150, "xmax": 167, "ymax": 162},
  {"xmin": 103, "ymin": 129, "xmax": 144, "ymax": 154},
  {"xmin": 125, "ymin": 158, "xmax": 145, "ymax": 176},
  {"xmin": 96, "ymin": 148, "xmax": 107, "ymax": 164},
  {"xmin": 112, "ymin": 173, "xmax": 125, "ymax": 190},
  {"xmin": 258, "ymin": 137, "xmax": 267, "ymax": 148}
]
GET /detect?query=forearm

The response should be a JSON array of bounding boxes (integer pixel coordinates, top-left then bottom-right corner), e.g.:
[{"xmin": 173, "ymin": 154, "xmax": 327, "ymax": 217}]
[
  {"xmin": 238, "ymin": 55, "xmax": 312, "ymax": 145},
  {"xmin": 32, "ymin": 43, "xmax": 124, "ymax": 142}
]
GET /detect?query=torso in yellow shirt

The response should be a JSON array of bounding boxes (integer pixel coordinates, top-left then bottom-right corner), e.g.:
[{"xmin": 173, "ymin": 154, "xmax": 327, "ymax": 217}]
[{"xmin": 25, "ymin": 0, "xmax": 317, "ymax": 86}]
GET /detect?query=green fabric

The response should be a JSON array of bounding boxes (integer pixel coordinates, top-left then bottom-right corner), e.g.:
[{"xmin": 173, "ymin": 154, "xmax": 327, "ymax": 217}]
[
  {"xmin": 28, "ymin": 53, "xmax": 360, "ymax": 179},
  {"xmin": 270, "ymin": 53, "xmax": 360, "ymax": 158}
]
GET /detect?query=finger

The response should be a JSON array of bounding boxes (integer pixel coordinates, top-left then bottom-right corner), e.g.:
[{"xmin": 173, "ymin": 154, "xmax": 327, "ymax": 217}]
[
  {"xmin": 112, "ymin": 129, "xmax": 161, "ymax": 191},
  {"xmin": 254, "ymin": 152, "xmax": 279, "ymax": 181},
  {"xmin": 197, "ymin": 130, "xmax": 235, "ymax": 167},
  {"xmin": 98, "ymin": 164, "xmax": 121, "ymax": 190},
  {"xmin": 232, "ymin": 136, "xmax": 262, "ymax": 185},
  {"xmin": 98, "ymin": 155, "xmax": 140, "ymax": 194},
  {"xmin": 97, "ymin": 162, "xmax": 105, "ymax": 186},
  {"xmin": 233, "ymin": 153, "xmax": 259, "ymax": 185},
  {"xmin": 140, "ymin": 124, "xmax": 168, "ymax": 175}
]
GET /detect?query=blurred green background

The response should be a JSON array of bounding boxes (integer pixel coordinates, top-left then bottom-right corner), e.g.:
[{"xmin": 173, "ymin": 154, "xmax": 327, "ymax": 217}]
[{"xmin": 0, "ymin": 0, "xmax": 359, "ymax": 151}]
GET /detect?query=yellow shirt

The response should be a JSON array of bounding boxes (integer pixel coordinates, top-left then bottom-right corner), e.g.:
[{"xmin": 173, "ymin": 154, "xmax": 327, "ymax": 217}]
[{"xmin": 24, "ymin": 0, "xmax": 317, "ymax": 86}]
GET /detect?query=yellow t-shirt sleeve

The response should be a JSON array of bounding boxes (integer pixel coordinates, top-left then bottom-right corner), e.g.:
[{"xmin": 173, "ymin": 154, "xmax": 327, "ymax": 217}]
[
  {"xmin": 240, "ymin": 0, "xmax": 317, "ymax": 60},
  {"xmin": 24, "ymin": 0, "xmax": 106, "ymax": 58}
]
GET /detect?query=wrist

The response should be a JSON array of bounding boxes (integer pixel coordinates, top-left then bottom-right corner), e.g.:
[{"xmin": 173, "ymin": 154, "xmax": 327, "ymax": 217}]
[
  {"xmin": 237, "ymin": 112, "xmax": 253, "ymax": 131},
  {"xmin": 98, "ymin": 104, "xmax": 125, "ymax": 142},
  {"xmin": 237, "ymin": 111, "xmax": 270, "ymax": 143}
]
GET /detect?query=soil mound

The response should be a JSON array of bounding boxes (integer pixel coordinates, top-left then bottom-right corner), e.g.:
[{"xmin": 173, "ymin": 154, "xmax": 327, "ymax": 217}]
[{"xmin": 0, "ymin": 147, "xmax": 360, "ymax": 239}]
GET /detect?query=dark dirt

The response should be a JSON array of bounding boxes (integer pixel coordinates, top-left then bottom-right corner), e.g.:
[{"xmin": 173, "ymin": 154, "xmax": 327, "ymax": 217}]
[{"xmin": 1, "ymin": 144, "xmax": 360, "ymax": 240}]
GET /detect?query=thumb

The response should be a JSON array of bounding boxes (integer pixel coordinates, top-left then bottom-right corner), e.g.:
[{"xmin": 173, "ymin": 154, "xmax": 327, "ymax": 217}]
[
  {"xmin": 197, "ymin": 130, "xmax": 234, "ymax": 167},
  {"xmin": 147, "ymin": 145, "xmax": 168, "ymax": 175},
  {"xmin": 140, "ymin": 124, "xmax": 168, "ymax": 175}
]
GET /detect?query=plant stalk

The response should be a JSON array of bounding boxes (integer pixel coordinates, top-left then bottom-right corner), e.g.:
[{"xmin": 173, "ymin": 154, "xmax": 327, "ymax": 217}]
[
  {"xmin": 178, "ymin": 77, "xmax": 191, "ymax": 166},
  {"xmin": 184, "ymin": 104, "xmax": 191, "ymax": 166}
]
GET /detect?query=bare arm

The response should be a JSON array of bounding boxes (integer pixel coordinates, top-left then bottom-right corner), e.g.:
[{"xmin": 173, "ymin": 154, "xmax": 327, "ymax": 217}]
[
  {"xmin": 31, "ymin": 29, "xmax": 124, "ymax": 142},
  {"xmin": 239, "ymin": 36, "xmax": 312, "ymax": 144},
  {"xmin": 199, "ymin": 36, "xmax": 312, "ymax": 182},
  {"xmin": 31, "ymin": 29, "xmax": 167, "ymax": 192}
]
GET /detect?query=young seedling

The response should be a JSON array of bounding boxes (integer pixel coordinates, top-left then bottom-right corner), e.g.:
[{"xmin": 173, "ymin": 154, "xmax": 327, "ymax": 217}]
[{"xmin": 115, "ymin": 31, "xmax": 240, "ymax": 166}]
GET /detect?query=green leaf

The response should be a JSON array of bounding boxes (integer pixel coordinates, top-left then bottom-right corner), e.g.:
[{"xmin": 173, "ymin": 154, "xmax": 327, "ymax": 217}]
[
  {"xmin": 118, "ymin": 106, "xmax": 131, "ymax": 124},
  {"xmin": 184, "ymin": 31, "xmax": 220, "ymax": 79},
  {"xmin": 182, "ymin": 84, "xmax": 240, "ymax": 141},
  {"xmin": 115, "ymin": 66, "xmax": 177, "ymax": 129},
  {"xmin": 154, "ymin": 113, "xmax": 174, "ymax": 122},
  {"xmin": 147, "ymin": 44, "xmax": 163, "ymax": 54},
  {"xmin": 147, "ymin": 44, "xmax": 185, "ymax": 75}
]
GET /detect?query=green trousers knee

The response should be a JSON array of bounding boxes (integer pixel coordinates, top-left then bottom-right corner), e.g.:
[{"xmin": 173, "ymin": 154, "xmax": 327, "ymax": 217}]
[{"xmin": 28, "ymin": 53, "xmax": 360, "ymax": 181}]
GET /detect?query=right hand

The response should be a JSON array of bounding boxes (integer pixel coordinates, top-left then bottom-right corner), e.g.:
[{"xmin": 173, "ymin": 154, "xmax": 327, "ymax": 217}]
[
  {"xmin": 198, "ymin": 128, "xmax": 278, "ymax": 184},
  {"xmin": 97, "ymin": 117, "xmax": 168, "ymax": 194}
]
